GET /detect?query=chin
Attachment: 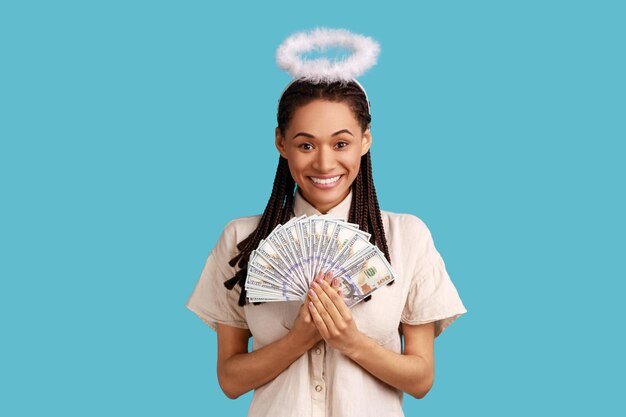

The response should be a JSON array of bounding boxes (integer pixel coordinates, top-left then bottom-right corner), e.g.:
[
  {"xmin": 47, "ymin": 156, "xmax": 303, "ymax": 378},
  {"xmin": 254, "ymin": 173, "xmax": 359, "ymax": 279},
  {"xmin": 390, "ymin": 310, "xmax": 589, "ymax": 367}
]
[{"xmin": 305, "ymin": 187, "xmax": 350, "ymax": 208}]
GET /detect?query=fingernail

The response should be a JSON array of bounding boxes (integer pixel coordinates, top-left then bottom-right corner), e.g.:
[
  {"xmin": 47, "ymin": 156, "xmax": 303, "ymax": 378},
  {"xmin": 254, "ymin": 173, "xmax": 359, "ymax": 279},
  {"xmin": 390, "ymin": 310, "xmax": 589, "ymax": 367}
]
[
  {"xmin": 332, "ymin": 278, "xmax": 338, "ymax": 287},
  {"xmin": 311, "ymin": 281, "xmax": 318, "ymax": 288},
  {"xmin": 309, "ymin": 289, "xmax": 316, "ymax": 297}
]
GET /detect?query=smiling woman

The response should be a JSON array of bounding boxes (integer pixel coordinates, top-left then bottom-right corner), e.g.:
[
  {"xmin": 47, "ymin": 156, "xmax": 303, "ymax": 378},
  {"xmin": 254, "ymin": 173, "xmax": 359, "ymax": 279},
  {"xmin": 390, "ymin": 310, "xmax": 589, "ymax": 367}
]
[{"xmin": 185, "ymin": 28, "xmax": 467, "ymax": 417}]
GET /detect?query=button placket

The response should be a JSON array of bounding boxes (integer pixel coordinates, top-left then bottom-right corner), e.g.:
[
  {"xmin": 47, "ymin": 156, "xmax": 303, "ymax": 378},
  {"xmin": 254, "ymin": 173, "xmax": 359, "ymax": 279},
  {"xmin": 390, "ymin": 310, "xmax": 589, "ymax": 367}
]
[
  {"xmin": 311, "ymin": 341, "xmax": 325, "ymax": 377},
  {"xmin": 311, "ymin": 341, "xmax": 326, "ymax": 407}
]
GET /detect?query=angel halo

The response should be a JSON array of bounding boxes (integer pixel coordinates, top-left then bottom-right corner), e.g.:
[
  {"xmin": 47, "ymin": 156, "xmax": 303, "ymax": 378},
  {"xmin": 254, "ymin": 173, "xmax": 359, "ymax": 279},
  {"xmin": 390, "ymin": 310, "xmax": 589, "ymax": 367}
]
[{"xmin": 276, "ymin": 28, "xmax": 380, "ymax": 112}]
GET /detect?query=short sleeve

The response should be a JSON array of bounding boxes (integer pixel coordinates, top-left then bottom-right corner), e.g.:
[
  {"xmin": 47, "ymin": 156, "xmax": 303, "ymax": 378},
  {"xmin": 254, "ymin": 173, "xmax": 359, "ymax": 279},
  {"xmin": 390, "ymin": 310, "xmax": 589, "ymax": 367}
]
[
  {"xmin": 400, "ymin": 222, "xmax": 467, "ymax": 338},
  {"xmin": 185, "ymin": 220, "xmax": 250, "ymax": 331}
]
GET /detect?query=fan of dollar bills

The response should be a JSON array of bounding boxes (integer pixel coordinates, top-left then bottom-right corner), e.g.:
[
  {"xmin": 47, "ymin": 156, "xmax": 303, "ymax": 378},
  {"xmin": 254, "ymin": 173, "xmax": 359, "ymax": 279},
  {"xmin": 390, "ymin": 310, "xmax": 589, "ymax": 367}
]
[{"xmin": 245, "ymin": 214, "xmax": 395, "ymax": 307}]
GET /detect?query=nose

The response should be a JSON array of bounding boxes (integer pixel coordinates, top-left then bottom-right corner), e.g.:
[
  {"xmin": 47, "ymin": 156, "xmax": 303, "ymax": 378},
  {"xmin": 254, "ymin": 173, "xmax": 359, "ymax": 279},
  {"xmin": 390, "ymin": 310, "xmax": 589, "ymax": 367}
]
[{"xmin": 312, "ymin": 145, "xmax": 336, "ymax": 173}]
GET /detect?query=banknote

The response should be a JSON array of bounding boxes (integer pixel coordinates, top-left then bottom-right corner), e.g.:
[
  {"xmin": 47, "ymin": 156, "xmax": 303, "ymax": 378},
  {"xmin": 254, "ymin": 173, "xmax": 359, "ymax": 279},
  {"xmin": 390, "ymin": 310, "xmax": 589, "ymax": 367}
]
[
  {"xmin": 245, "ymin": 215, "xmax": 395, "ymax": 305},
  {"xmin": 300, "ymin": 218, "xmax": 313, "ymax": 281},
  {"xmin": 331, "ymin": 247, "xmax": 395, "ymax": 306},
  {"xmin": 312, "ymin": 218, "xmax": 337, "ymax": 278},
  {"xmin": 256, "ymin": 237, "xmax": 308, "ymax": 294}
]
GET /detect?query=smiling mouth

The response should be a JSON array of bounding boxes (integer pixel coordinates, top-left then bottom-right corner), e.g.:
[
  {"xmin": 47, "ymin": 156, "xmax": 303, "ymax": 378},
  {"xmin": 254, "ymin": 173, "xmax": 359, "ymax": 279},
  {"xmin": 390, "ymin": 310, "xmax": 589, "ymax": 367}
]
[{"xmin": 309, "ymin": 175, "xmax": 343, "ymax": 185}]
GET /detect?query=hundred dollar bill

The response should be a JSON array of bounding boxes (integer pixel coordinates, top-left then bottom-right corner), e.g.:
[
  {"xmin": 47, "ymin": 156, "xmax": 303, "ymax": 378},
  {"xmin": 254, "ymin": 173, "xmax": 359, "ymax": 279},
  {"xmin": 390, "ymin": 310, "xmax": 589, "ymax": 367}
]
[
  {"xmin": 312, "ymin": 219, "xmax": 338, "ymax": 279},
  {"xmin": 300, "ymin": 217, "xmax": 313, "ymax": 281},
  {"xmin": 327, "ymin": 232, "xmax": 373, "ymax": 272},
  {"xmin": 249, "ymin": 251, "xmax": 290, "ymax": 287},
  {"xmin": 283, "ymin": 219, "xmax": 309, "ymax": 287},
  {"xmin": 309, "ymin": 216, "xmax": 325, "ymax": 280},
  {"xmin": 257, "ymin": 236, "xmax": 308, "ymax": 294},
  {"xmin": 320, "ymin": 221, "xmax": 371, "ymax": 273},
  {"xmin": 317, "ymin": 219, "xmax": 343, "ymax": 274},
  {"xmin": 272, "ymin": 224, "xmax": 307, "ymax": 287},
  {"xmin": 246, "ymin": 272, "xmax": 301, "ymax": 298},
  {"xmin": 246, "ymin": 280, "xmax": 304, "ymax": 301},
  {"xmin": 247, "ymin": 291, "xmax": 303, "ymax": 302},
  {"xmin": 332, "ymin": 247, "xmax": 395, "ymax": 307},
  {"xmin": 255, "ymin": 239, "xmax": 289, "ymax": 276}
]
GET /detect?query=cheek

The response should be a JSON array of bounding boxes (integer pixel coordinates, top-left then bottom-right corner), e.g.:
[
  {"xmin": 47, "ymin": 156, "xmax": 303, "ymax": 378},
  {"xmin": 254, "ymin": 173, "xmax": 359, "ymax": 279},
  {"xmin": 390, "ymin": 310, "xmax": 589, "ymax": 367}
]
[
  {"xmin": 286, "ymin": 156, "xmax": 307, "ymax": 179},
  {"xmin": 343, "ymin": 150, "xmax": 363, "ymax": 174}
]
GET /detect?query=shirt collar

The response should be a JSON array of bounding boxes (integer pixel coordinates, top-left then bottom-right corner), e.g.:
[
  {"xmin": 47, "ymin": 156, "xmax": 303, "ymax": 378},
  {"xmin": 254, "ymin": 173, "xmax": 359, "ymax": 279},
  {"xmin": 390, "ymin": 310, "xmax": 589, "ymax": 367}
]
[{"xmin": 293, "ymin": 188, "xmax": 352, "ymax": 221}]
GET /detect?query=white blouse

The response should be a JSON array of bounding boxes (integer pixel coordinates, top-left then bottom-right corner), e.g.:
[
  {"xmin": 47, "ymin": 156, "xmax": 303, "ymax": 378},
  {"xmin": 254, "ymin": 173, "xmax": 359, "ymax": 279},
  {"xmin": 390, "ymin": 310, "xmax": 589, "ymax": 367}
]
[{"xmin": 186, "ymin": 189, "xmax": 467, "ymax": 417}]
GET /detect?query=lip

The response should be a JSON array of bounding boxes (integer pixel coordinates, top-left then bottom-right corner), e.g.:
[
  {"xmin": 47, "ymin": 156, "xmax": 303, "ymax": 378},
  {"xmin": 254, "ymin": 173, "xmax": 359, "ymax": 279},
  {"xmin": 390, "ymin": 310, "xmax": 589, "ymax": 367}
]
[{"xmin": 308, "ymin": 174, "xmax": 344, "ymax": 189}]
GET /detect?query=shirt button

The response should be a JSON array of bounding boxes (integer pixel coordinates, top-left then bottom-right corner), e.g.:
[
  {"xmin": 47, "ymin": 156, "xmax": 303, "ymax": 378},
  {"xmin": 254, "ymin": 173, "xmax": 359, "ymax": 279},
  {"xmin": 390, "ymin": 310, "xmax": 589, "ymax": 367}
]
[
  {"xmin": 315, "ymin": 385, "xmax": 323, "ymax": 392},
  {"xmin": 315, "ymin": 348, "xmax": 322, "ymax": 355}
]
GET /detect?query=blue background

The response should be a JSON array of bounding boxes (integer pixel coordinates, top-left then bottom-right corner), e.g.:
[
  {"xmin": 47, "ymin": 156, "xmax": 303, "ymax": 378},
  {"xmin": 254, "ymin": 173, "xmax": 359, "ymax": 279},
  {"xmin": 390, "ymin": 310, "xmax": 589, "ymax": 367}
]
[{"xmin": 1, "ymin": 0, "xmax": 624, "ymax": 415}]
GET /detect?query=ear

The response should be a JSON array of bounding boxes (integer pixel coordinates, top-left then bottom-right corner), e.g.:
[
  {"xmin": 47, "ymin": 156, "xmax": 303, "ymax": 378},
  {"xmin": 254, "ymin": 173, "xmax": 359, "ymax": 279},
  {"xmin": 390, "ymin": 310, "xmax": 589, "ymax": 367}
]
[
  {"xmin": 361, "ymin": 128, "xmax": 372, "ymax": 156},
  {"xmin": 275, "ymin": 127, "xmax": 288, "ymax": 159}
]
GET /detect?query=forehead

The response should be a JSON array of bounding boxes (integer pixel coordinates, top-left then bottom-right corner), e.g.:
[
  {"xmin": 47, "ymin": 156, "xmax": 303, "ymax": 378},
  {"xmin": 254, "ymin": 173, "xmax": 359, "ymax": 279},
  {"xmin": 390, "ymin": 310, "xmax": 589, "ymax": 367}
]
[{"xmin": 288, "ymin": 100, "xmax": 360, "ymax": 133}]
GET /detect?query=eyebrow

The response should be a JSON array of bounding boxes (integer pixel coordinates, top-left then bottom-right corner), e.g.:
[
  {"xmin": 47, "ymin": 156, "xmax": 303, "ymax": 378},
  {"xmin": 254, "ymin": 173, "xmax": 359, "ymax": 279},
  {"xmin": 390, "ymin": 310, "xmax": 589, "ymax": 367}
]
[{"xmin": 291, "ymin": 129, "xmax": 354, "ymax": 140}]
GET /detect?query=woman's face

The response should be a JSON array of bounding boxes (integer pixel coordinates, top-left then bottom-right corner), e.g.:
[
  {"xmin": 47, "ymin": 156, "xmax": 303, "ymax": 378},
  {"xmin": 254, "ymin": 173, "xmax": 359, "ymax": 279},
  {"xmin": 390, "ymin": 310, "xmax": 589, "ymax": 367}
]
[{"xmin": 275, "ymin": 99, "xmax": 372, "ymax": 214}]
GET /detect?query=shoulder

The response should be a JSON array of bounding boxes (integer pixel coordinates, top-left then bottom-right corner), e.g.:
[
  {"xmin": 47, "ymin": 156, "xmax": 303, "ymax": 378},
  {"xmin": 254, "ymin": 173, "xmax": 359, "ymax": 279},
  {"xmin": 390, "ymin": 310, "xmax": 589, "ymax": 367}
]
[
  {"xmin": 380, "ymin": 209, "xmax": 433, "ymax": 240},
  {"xmin": 221, "ymin": 214, "xmax": 262, "ymax": 243},
  {"xmin": 380, "ymin": 209, "xmax": 439, "ymax": 263},
  {"xmin": 213, "ymin": 214, "xmax": 262, "ymax": 262}
]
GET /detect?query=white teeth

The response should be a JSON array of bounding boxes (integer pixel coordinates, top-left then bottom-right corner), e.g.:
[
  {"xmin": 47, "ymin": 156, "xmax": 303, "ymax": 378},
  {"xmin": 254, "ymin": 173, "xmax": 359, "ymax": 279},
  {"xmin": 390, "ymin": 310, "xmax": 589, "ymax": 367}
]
[{"xmin": 310, "ymin": 175, "xmax": 341, "ymax": 185}]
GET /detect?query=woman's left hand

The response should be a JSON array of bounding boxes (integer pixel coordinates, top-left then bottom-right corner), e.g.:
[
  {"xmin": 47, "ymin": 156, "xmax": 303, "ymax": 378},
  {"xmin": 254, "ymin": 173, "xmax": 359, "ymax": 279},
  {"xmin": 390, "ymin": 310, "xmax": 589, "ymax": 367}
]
[{"xmin": 308, "ymin": 271, "xmax": 364, "ymax": 356}]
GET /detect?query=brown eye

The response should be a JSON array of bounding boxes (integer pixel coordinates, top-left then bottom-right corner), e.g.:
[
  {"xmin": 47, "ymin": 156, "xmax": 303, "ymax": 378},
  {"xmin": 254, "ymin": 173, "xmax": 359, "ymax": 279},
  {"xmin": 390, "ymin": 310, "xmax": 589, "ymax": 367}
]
[
  {"xmin": 299, "ymin": 143, "xmax": 313, "ymax": 150},
  {"xmin": 335, "ymin": 141, "xmax": 349, "ymax": 149}
]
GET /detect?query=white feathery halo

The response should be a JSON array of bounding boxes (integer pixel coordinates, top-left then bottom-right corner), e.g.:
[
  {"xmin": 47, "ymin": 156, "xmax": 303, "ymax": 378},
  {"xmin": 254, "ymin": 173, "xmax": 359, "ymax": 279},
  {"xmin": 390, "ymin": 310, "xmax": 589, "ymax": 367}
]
[{"xmin": 276, "ymin": 28, "xmax": 380, "ymax": 83}]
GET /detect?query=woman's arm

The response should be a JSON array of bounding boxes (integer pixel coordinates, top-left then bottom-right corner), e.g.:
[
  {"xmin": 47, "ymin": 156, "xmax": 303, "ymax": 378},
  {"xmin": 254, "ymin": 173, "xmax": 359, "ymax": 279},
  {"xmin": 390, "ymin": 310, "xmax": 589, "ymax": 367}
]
[
  {"xmin": 308, "ymin": 273, "xmax": 435, "ymax": 399},
  {"xmin": 216, "ymin": 319, "xmax": 314, "ymax": 399},
  {"xmin": 348, "ymin": 322, "xmax": 434, "ymax": 398},
  {"xmin": 216, "ymin": 280, "xmax": 339, "ymax": 399}
]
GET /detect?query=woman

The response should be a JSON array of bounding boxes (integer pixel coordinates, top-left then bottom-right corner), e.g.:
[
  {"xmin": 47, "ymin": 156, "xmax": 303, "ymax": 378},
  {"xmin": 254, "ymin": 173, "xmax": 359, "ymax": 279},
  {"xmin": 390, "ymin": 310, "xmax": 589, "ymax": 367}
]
[{"xmin": 186, "ymin": 76, "xmax": 468, "ymax": 416}]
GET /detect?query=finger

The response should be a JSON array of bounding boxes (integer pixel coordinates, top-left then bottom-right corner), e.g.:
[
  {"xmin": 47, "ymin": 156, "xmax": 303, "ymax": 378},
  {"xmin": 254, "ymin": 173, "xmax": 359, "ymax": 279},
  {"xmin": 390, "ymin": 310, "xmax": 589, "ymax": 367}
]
[
  {"xmin": 301, "ymin": 293, "xmax": 314, "ymax": 318},
  {"xmin": 325, "ymin": 271, "xmax": 343, "ymax": 298},
  {"xmin": 308, "ymin": 301, "xmax": 329, "ymax": 337},
  {"xmin": 309, "ymin": 285, "xmax": 339, "ymax": 334},
  {"xmin": 313, "ymin": 271, "xmax": 325, "ymax": 285},
  {"xmin": 321, "ymin": 277, "xmax": 351, "ymax": 320},
  {"xmin": 323, "ymin": 277, "xmax": 352, "ymax": 322},
  {"xmin": 310, "ymin": 271, "xmax": 334, "ymax": 292},
  {"xmin": 311, "ymin": 280, "xmax": 344, "ymax": 327},
  {"xmin": 323, "ymin": 271, "xmax": 342, "ymax": 295},
  {"xmin": 313, "ymin": 271, "xmax": 337, "ymax": 290}
]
